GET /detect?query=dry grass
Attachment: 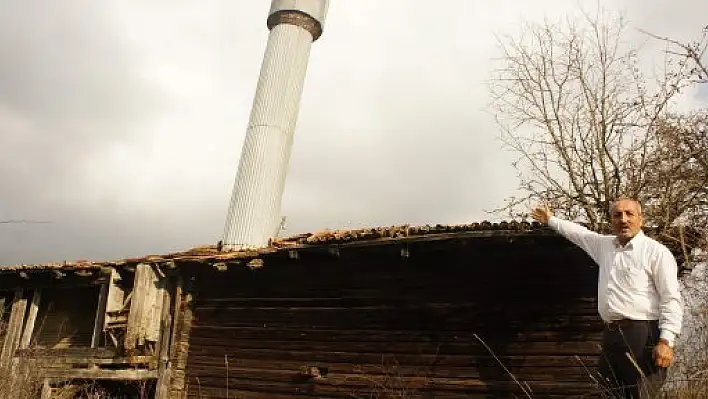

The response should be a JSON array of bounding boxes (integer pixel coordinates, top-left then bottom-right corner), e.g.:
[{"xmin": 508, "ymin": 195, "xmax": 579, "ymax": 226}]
[
  {"xmin": 0, "ymin": 362, "xmax": 44, "ymax": 399},
  {"xmin": 0, "ymin": 367, "xmax": 154, "ymax": 399},
  {"xmin": 661, "ymin": 263, "xmax": 708, "ymax": 398},
  {"xmin": 0, "ymin": 357, "xmax": 153, "ymax": 399}
]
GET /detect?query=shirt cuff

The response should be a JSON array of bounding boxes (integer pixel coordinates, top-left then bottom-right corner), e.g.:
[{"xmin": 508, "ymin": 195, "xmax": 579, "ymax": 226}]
[
  {"xmin": 547, "ymin": 216, "xmax": 558, "ymax": 228},
  {"xmin": 659, "ymin": 330, "xmax": 676, "ymax": 347}
]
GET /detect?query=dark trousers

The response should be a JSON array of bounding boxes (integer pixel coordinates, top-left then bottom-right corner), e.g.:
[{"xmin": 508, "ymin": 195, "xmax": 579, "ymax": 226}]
[{"xmin": 598, "ymin": 320, "xmax": 667, "ymax": 398}]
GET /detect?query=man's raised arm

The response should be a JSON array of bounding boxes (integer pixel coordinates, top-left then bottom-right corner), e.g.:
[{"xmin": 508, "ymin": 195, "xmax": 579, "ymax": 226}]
[{"xmin": 531, "ymin": 205, "xmax": 604, "ymax": 262}]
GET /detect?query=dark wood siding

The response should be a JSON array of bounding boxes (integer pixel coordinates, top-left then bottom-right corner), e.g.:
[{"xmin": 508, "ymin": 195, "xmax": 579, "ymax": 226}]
[{"xmin": 185, "ymin": 238, "xmax": 603, "ymax": 398}]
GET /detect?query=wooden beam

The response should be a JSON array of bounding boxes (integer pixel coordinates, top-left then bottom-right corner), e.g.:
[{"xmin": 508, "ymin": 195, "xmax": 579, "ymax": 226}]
[
  {"xmin": 153, "ymin": 264, "xmax": 166, "ymax": 279},
  {"xmin": 125, "ymin": 264, "xmax": 150, "ymax": 352},
  {"xmin": 153, "ymin": 283, "xmax": 171, "ymax": 367},
  {"xmin": 0, "ymin": 289, "xmax": 28, "ymax": 367},
  {"xmin": 41, "ymin": 379, "xmax": 52, "ymax": 399},
  {"xmin": 126, "ymin": 263, "xmax": 164, "ymax": 352},
  {"xmin": 105, "ymin": 268, "xmax": 125, "ymax": 321},
  {"xmin": 147, "ymin": 274, "xmax": 167, "ymax": 345},
  {"xmin": 168, "ymin": 285, "xmax": 192, "ymax": 397},
  {"xmin": 20, "ymin": 289, "xmax": 42, "ymax": 349},
  {"xmin": 155, "ymin": 280, "xmax": 175, "ymax": 398},
  {"xmin": 42, "ymin": 368, "xmax": 157, "ymax": 380},
  {"xmin": 91, "ymin": 280, "xmax": 110, "ymax": 348},
  {"xmin": 15, "ymin": 347, "xmax": 118, "ymax": 358},
  {"xmin": 19, "ymin": 355, "xmax": 153, "ymax": 366},
  {"xmin": 0, "ymin": 296, "xmax": 6, "ymax": 322},
  {"xmin": 120, "ymin": 291, "xmax": 133, "ymax": 312},
  {"xmin": 167, "ymin": 277, "xmax": 183, "ymax": 362}
]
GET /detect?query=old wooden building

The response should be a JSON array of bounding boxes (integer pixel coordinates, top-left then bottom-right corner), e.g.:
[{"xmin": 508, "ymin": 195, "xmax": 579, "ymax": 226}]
[{"xmin": 0, "ymin": 221, "xmax": 691, "ymax": 398}]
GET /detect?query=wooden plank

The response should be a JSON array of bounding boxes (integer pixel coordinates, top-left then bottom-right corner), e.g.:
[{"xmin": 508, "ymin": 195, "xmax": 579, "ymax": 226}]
[
  {"xmin": 189, "ymin": 389, "xmax": 336, "ymax": 399},
  {"xmin": 187, "ymin": 338, "xmax": 600, "ymax": 356},
  {"xmin": 154, "ymin": 282, "xmax": 172, "ymax": 365},
  {"xmin": 147, "ymin": 267, "xmax": 167, "ymax": 343},
  {"xmin": 185, "ymin": 368, "xmax": 597, "ymax": 389},
  {"xmin": 0, "ymin": 289, "xmax": 27, "ymax": 367},
  {"xmin": 186, "ymin": 375, "xmax": 599, "ymax": 397},
  {"xmin": 155, "ymin": 279, "xmax": 175, "ymax": 399},
  {"xmin": 169, "ymin": 287, "xmax": 193, "ymax": 398},
  {"xmin": 0, "ymin": 296, "xmax": 5, "ymax": 349},
  {"xmin": 91, "ymin": 279, "xmax": 110, "ymax": 348},
  {"xmin": 42, "ymin": 368, "xmax": 157, "ymax": 380},
  {"xmin": 20, "ymin": 289, "xmax": 42, "ymax": 348},
  {"xmin": 18, "ymin": 355, "xmax": 153, "ymax": 366},
  {"xmin": 184, "ymin": 356, "xmax": 596, "ymax": 375},
  {"xmin": 0, "ymin": 294, "xmax": 6, "ymax": 348},
  {"xmin": 15, "ymin": 346, "xmax": 117, "ymax": 358},
  {"xmin": 189, "ymin": 325, "xmax": 602, "ymax": 343},
  {"xmin": 104, "ymin": 268, "xmax": 125, "ymax": 320},
  {"xmin": 194, "ymin": 296, "xmax": 598, "ymax": 306},
  {"xmin": 162, "ymin": 276, "xmax": 183, "ymax": 398},
  {"xmin": 0, "ymin": 296, "xmax": 6, "ymax": 321},
  {"xmin": 168, "ymin": 277, "xmax": 183, "ymax": 361},
  {"xmin": 40, "ymin": 379, "xmax": 52, "ymax": 399},
  {"xmin": 125, "ymin": 263, "xmax": 164, "ymax": 352},
  {"xmin": 125, "ymin": 263, "xmax": 151, "ymax": 351},
  {"xmin": 186, "ymin": 348, "xmax": 599, "ymax": 368},
  {"xmin": 185, "ymin": 362, "xmax": 594, "ymax": 382},
  {"xmin": 194, "ymin": 353, "xmax": 599, "ymax": 369}
]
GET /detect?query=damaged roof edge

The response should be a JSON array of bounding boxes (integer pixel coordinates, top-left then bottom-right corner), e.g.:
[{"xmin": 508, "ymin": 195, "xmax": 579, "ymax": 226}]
[
  {"xmin": 1, "ymin": 220, "xmax": 699, "ymax": 272},
  {"xmin": 0, "ymin": 221, "xmax": 551, "ymax": 272}
]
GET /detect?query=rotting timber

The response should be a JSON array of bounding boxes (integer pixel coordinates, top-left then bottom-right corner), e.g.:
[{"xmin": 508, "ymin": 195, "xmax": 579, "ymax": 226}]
[
  {"xmin": 0, "ymin": 262, "xmax": 183, "ymax": 397},
  {"xmin": 0, "ymin": 221, "xmax": 693, "ymax": 398}
]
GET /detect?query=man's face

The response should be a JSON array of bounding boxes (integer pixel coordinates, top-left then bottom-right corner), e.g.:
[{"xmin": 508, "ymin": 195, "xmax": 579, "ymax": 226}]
[{"xmin": 611, "ymin": 200, "xmax": 643, "ymax": 241}]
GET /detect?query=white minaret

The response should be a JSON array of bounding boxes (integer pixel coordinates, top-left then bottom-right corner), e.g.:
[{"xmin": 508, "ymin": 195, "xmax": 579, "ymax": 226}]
[{"xmin": 222, "ymin": 0, "xmax": 329, "ymax": 251}]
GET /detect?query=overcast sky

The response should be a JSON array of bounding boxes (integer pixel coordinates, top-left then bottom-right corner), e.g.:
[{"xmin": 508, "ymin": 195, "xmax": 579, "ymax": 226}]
[{"xmin": 0, "ymin": 0, "xmax": 705, "ymax": 265}]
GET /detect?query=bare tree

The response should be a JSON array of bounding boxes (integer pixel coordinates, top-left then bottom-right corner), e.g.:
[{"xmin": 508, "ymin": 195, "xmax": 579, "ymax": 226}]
[
  {"xmin": 649, "ymin": 111, "xmax": 708, "ymax": 256},
  {"xmin": 488, "ymin": 9, "xmax": 696, "ymax": 232},
  {"xmin": 642, "ymin": 26, "xmax": 708, "ymax": 86}
]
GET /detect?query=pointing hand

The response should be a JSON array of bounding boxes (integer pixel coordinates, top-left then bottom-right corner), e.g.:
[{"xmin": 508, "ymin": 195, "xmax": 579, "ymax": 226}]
[{"xmin": 530, "ymin": 204, "xmax": 553, "ymax": 224}]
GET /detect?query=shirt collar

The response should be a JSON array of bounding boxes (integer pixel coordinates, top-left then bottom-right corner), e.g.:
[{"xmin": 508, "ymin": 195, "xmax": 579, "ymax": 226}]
[{"xmin": 614, "ymin": 230, "xmax": 645, "ymax": 249}]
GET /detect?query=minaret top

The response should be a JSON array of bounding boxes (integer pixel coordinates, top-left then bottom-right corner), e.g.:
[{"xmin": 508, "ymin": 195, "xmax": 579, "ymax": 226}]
[{"xmin": 267, "ymin": 0, "xmax": 329, "ymax": 41}]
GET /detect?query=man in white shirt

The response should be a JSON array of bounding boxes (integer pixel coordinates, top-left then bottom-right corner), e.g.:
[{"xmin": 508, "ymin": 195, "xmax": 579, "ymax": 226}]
[{"xmin": 531, "ymin": 199, "xmax": 683, "ymax": 398}]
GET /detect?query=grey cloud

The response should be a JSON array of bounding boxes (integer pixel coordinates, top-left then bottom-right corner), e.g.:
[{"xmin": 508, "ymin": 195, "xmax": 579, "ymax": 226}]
[
  {"xmin": 0, "ymin": 1, "xmax": 166, "ymax": 264},
  {"xmin": 1, "ymin": 0, "xmax": 705, "ymax": 266},
  {"xmin": 0, "ymin": 2, "xmax": 163, "ymax": 126}
]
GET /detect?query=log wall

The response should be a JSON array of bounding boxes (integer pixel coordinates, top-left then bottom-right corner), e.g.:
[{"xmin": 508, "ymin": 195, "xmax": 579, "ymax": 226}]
[{"xmin": 183, "ymin": 237, "xmax": 605, "ymax": 398}]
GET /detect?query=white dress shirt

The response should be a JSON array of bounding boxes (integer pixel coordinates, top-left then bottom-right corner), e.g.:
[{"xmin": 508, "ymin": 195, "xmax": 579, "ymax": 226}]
[{"xmin": 548, "ymin": 216, "xmax": 683, "ymax": 346}]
